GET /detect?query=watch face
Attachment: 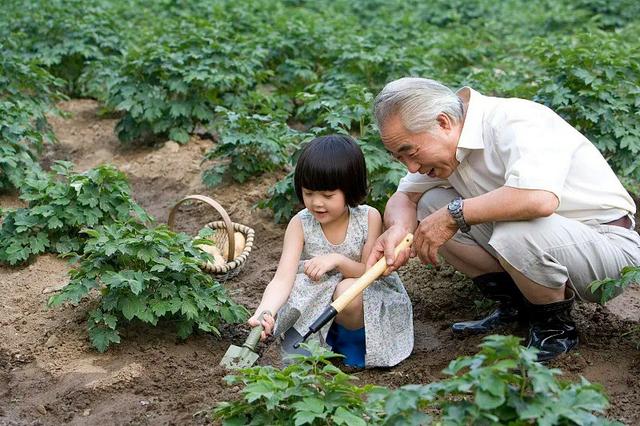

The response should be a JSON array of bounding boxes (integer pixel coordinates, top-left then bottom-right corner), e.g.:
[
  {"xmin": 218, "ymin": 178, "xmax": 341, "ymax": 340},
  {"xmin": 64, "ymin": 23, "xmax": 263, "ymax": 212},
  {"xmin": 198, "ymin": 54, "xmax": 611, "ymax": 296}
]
[{"xmin": 450, "ymin": 198, "xmax": 462, "ymax": 210}]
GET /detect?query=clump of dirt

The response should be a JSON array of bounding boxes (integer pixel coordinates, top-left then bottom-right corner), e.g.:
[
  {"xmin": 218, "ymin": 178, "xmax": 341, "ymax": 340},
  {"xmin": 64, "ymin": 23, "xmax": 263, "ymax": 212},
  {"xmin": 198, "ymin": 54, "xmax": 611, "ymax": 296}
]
[{"xmin": 1, "ymin": 99, "xmax": 639, "ymax": 425}]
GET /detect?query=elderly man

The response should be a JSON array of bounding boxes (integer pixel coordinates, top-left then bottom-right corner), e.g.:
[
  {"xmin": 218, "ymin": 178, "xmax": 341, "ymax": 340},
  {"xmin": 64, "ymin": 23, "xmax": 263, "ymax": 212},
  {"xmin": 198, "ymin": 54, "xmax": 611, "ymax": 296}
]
[{"xmin": 367, "ymin": 77, "xmax": 640, "ymax": 361}]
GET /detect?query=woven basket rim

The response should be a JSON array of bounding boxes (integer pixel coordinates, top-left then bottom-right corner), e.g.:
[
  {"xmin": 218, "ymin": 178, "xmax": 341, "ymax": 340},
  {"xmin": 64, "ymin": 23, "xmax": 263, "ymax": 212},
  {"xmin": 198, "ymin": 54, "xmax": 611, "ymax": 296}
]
[{"xmin": 199, "ymin": 221, "xmax": 255, "ymax": 274}]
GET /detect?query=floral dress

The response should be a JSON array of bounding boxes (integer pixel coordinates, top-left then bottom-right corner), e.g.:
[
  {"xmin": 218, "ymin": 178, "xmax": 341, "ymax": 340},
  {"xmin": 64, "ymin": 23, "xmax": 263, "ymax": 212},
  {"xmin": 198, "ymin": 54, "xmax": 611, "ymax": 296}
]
[{"xmin": 274, "ymin": 205, "xmax": 414, "ymax": 367}]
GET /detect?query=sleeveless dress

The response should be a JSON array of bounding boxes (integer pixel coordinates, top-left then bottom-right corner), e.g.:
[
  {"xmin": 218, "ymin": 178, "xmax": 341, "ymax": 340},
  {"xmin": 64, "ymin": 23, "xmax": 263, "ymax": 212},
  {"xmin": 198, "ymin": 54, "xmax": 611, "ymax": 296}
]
[{"xmin": 274, "ymin": 205, "xmax": 414, "ymax": 367}]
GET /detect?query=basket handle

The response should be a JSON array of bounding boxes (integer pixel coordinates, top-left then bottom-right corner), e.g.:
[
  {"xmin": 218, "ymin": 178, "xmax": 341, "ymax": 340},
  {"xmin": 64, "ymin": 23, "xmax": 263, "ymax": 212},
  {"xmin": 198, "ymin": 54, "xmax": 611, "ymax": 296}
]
[{"xmin": 168, "ymin": 195, "xmax": 235, "ymax": 262}]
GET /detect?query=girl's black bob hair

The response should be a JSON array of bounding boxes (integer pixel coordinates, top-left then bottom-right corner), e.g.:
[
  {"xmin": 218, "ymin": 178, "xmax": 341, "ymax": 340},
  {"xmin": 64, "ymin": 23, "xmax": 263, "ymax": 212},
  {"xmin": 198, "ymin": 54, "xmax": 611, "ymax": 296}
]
[{"xmin": 294, "ymin": 134, "xmax": 367, "ymax": 207}]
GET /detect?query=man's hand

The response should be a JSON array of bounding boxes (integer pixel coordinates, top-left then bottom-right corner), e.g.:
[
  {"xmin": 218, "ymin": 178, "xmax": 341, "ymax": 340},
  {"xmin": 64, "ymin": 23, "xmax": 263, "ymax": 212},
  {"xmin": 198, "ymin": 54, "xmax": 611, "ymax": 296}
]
[
  {"xmin": 365, "ymin": 225, "xmax": 412, "ymax": 274},
  {"xmin": 304, "ymin": 254, "xmax": 338, "ymax": 281},
  {"xmin": 412, "ymin": 207, "xmax": 458, "ymax": 265}
]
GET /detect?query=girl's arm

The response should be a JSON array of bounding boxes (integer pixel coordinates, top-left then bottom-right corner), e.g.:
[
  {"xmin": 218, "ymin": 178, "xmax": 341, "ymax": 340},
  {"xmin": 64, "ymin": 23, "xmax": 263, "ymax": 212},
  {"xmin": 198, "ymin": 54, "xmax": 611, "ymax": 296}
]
[
  {"xmin": 249, "ymin": 216, "xmax": 304, "ymax": 336},
  {"xmin": 325, "ymin": 252, "xmax": 365, "ymax": 279},
  {"xmin": 360, "ymin": 207, "xmax": 383, "ymax": 265},
  {"xmin": 306, "ymin": 207, "xmax": 383, "ymax": 280}
]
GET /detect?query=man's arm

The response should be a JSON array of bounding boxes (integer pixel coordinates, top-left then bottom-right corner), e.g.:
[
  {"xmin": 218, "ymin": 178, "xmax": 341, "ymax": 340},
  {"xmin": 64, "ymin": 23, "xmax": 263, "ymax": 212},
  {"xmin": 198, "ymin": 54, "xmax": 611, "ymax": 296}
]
[
  {"xmin": 412, "ymin": 186, "xmax": 558, "ymax": 265},
  {"xmin": 366, "ymin": 190, "xmax": 423, "ymax": 270},
  {"xmin": 464, "ymin": 186, "xmax": 558, "ymax": 224},
  {"xmin": 384, "ymin": 191, "xmax": 421, "ymax": 232}
]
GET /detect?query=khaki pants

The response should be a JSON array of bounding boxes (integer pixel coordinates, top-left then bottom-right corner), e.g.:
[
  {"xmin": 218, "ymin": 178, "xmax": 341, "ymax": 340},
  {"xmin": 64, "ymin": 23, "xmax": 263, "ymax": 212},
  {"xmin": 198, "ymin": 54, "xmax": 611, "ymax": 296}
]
[{"xmin": 417, "ymin": 187, "xmax": 640, "ymax": 302}]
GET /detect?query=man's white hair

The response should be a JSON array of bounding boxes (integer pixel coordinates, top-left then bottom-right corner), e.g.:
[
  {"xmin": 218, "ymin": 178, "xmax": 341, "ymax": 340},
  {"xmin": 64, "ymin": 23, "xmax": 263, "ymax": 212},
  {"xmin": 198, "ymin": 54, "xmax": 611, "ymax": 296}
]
[{"xmin": 374, "ymin": 77, "xmax": 464, "ymax": 133}]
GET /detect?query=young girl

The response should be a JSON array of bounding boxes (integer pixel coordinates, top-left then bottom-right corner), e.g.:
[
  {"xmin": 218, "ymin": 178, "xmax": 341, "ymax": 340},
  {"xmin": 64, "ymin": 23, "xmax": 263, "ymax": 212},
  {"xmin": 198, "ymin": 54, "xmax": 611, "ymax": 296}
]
[{"xmin": 248, "ymin": 134, "xmax": 413, "ymax": 368}]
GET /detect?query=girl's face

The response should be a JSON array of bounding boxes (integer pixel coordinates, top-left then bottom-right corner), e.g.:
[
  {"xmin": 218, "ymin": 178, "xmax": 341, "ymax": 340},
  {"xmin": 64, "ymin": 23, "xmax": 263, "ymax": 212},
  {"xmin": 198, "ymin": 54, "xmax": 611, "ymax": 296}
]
[{"xmin": 301, "ymin": 188, "xmax": 348, "ymax": 224}]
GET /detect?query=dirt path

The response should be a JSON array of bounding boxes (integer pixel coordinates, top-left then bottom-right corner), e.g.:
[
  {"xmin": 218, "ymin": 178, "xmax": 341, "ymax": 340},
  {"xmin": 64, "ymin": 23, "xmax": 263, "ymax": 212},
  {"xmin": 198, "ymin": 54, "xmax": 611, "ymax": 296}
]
[{"xmin": 1, "ymin": 100, "xmax": 639, "ymax": 425}]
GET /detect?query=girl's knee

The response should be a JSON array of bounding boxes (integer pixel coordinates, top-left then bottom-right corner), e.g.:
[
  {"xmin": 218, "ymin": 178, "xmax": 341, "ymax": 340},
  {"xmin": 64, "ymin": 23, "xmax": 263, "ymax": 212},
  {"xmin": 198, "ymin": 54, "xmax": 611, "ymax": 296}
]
[
  {"xmin": 333, "ymin": 278, "xmax": 356, "ymax": 300},
  {"xmin": 333, "ymin": 278, "xmax": 364, "ymax": 326},
  {"xmin": 341, "ymin": 294, "xmax": 363, "ymax": 314}
]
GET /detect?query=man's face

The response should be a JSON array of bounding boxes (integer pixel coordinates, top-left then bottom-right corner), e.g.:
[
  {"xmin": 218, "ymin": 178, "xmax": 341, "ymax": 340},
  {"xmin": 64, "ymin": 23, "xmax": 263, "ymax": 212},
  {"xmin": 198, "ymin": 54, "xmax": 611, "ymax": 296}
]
[{"xmin": 380, "ymin": 114, "xmax": 460, "ymax": 179}]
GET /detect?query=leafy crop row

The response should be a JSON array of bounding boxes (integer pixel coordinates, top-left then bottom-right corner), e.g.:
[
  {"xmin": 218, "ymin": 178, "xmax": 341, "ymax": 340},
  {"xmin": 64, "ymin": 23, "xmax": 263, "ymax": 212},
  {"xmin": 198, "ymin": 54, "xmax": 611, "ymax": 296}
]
[
  {"xmin": 0, "ymin": 44, "xmax": 63, "ymax": 192},
  {"xmin": 0, "ymin": 158, "xmax": 248, "ymax": 351},
  {"xmin": 0, "ymin": 162, "xmax": 149, "ymax": 265},
  {"xmin": 213, "ymin": 336, "xmax": 618, "ymax": 425},
  {"xmin": 528, "ymin": 27, "xmax": 640, "ymax": 192},
  {"xmin": 3, "ymin": 0, "xmax": 638, "ymax": 220}
]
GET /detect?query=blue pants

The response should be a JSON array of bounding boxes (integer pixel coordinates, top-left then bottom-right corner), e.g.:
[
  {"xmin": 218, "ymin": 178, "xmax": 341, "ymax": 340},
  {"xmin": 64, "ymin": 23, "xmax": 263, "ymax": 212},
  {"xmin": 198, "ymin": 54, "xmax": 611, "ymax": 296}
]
[{"xmin": 326, "ymin": 322, "xmax": 365, "ymax": 368}]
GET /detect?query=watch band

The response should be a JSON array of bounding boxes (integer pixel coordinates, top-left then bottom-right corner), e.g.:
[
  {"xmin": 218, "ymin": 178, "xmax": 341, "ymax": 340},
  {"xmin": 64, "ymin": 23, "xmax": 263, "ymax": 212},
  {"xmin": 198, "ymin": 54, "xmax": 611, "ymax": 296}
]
[{"xmin": 447, "ymin": 197, "xmax": 471, "ymax": 233}]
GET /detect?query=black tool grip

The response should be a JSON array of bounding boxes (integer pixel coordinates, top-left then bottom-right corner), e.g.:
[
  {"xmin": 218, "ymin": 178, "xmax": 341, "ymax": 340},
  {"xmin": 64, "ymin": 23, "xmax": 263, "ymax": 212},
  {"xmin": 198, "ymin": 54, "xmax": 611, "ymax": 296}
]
[{"xmin": 293, "ymin": 306, "xmax": 337, "ymax": 348}]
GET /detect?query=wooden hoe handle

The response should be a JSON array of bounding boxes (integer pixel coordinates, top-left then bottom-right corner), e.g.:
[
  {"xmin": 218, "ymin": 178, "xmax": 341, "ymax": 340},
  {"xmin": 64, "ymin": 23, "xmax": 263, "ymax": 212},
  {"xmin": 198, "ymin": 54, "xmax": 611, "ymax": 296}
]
[{"xmin": 331, "ymin": 233, "xmax": 413, "ymax": 312}]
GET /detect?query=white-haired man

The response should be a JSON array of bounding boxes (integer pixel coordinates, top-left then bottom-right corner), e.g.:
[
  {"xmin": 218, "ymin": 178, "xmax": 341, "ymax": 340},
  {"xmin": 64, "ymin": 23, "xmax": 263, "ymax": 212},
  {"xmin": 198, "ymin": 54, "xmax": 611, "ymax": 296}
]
[{"xmin": 366, "ymin": 77, "xmax": 640, "ymax": 361}]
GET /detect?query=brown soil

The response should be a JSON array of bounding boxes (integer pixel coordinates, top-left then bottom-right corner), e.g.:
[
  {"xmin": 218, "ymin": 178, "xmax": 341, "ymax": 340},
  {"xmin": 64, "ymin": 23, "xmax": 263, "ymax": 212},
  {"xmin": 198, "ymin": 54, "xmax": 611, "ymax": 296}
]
[{"xmin": 1, "ymin": 99, "xmax": 639, "ymax": 425}]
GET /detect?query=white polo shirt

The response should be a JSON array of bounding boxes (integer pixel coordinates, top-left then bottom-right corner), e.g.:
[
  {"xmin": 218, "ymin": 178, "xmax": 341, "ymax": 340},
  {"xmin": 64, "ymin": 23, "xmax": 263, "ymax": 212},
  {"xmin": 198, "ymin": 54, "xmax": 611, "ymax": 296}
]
[{"xmin": 397, "ymin": 87, "xmax": 636, "ymax": 223}]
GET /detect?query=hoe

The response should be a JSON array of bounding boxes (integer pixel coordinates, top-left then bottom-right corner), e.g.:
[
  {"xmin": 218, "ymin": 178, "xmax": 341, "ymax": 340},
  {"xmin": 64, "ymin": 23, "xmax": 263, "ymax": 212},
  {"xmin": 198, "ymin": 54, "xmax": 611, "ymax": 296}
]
[{"xmin": 294, "ymin": 233, "xmax": 413, "ymax": 348}]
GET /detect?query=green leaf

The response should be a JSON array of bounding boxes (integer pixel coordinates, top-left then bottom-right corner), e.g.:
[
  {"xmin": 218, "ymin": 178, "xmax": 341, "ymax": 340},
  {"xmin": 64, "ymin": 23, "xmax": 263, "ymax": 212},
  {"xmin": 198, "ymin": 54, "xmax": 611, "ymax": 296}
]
[
  {"xmin": 89, "ymin": 326, "xmax": 121, "ymax": 353},
  {"xmin": 294, "ymin": 411, "xmax": 323, "ymax": 426},
  {"xmin": 475, "ymin": 388, "xmax": 504, "ymax": 410},
  {"xmin": 120, "ymin": 296, "xmax": 146, "ymax": 321},
  {"xmin": 332, "ymin": 407, "xmax": 366, "ymax": 426},
  {"xmin": 292, "ymin": 397, "xmax": 325, "ymax": 414},
  {"xmin": 169, "ymin": 127, "xmax": 189, "ymax": 144},
  {"xmin": 102, "ymin": 313, "xmax": 118, "ymax": 330},
  {"xmin": 150, "ymin": 299, "xmax": 172, "ymax": 316},
  {"xmin": 180, "ymin": 298, "xmax": 199, "ymax": 320},
  {"xmin": 176, "ymin": 320, "xmax": 194, "ymax": 339}
]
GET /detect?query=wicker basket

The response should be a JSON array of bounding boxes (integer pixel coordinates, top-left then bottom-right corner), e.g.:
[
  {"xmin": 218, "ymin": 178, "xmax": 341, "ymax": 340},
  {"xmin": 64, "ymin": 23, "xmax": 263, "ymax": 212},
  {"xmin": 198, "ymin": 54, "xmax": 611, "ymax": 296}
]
[{"xmin": 168, "ymin": 195, "xmax": 254, "ymax": 280}]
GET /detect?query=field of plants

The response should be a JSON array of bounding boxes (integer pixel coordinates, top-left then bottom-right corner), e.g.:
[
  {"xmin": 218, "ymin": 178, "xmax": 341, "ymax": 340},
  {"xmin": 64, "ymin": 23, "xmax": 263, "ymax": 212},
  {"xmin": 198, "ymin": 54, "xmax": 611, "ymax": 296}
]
[{"xmin": 1, "ymin": 0, "xmax": 639, "ymax": 424}]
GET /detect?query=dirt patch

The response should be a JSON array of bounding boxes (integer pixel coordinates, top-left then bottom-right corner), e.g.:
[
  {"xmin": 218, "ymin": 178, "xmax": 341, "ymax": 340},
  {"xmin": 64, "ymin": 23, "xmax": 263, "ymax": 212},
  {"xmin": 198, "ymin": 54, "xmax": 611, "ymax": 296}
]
[{"xmin": 1, "ymin": 99, "xmax": 639, "ymax": 425}]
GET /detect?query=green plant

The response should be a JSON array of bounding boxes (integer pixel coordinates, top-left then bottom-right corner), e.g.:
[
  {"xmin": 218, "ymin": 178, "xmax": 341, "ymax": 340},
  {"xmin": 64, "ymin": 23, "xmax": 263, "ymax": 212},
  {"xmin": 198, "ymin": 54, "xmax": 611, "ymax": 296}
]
[
  {"xmin": 574, "ymin": 0, "xmax": 640, "ymax": 30},
  {"xmin": 0, "ymin": 44, "xmax": 63, "ymax": 192},
  {"xmin": 589, "ymin": 266, "xmax": 640, "ymax": 305},
  {"xmin": 213, "ymin": 335, "xmax": 617, "ymax": 425},
  {"xmin": 105, "ymin": 17, "xmax": 270, "ymax": 144},
  {"xmin": 202, "ymin": 109, "xmax": 311, "ymax": 187},
  {"xmin": 256, "ymin": 171, "xmax": 299, "ymax": 224},
  {"xmin": 295, "ymin": 82, "xmax": 375, "ymax": 135},
  {"xmin": 359, "ymin": 133, "xmax": 408, "ymax": 214},
  {"xmin": 0, "ymin": 102, "xmax": 48, "ymax": 193},
  {"xmin": 48, "ymin": 222, "xmax": 248, "ymax": 352},
  {"xmin": 589, "ymin": 266, "xmax": 640, "ymax": 348},
  {"xmin": 528, "ymin": 27, "xmax": 640, "ymax": 192},
  {"xmin": 212, "ymin": 341, "xmax": 384, "ymax": 425},
  {"xmin": 0, "ymin": 162, "xmax": 149, "ymax": 265},
  {"xmin": 0, "ymin": 0, "xmax": 126, "ymax": 97},
  {"xmin": 375, "ymin": 335, "xmax": 618, "ymax": 425},
  {"xmin": 4, "ymin": 0, "xmax": 638, "ymax": 220}
]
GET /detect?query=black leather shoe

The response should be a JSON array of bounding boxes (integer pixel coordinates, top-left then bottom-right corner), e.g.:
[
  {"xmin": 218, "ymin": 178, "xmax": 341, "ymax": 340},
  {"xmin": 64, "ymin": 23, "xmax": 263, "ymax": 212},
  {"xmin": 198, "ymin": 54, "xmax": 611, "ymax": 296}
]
[
  {"xmin": 526, "ymin": 289, "xmax": 578, "ymax": 362},
  {"xmin": 452, "ymin": 272, "xmax": 526, "ymax": 335}
]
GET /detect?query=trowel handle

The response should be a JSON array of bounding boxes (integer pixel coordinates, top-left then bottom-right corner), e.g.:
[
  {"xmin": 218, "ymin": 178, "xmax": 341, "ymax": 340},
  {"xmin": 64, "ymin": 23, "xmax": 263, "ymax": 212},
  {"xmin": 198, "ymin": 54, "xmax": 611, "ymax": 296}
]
[
  {"xmin": 244, "ymin": 310, "xmax": 271, "ymax": 351},
  {"xmin": 332, "ymin": 233, "xmax": 413, "ymax": 312}
]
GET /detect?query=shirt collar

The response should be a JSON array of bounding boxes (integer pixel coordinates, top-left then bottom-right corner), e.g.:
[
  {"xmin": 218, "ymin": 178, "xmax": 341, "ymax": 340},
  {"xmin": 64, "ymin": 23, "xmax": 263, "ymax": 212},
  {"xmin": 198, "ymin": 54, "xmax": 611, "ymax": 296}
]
[{"xmin": 455, "ymin": 86, "xmax": 485, "ymax": 162}]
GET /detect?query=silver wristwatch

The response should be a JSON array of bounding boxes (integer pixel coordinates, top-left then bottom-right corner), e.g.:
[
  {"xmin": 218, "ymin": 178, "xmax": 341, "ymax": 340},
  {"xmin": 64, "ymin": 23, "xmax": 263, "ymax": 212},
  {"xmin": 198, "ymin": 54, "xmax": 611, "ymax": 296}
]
[{"xmin": 447, "ymin": 197, "xmax": 471, "ymax": 233}]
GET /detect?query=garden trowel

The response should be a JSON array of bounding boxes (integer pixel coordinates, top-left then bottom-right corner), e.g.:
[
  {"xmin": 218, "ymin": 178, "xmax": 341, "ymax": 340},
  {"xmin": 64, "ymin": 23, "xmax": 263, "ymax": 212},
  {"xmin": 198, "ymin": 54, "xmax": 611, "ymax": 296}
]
[{"xmin": 220, "ymin": 311, "xmax": 271, "ymax": 369}]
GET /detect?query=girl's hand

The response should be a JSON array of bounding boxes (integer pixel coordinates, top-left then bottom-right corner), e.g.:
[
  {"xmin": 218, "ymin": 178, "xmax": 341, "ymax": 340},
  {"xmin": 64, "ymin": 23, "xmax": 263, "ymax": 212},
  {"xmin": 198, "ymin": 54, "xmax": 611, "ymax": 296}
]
[
  {"xmin": 248, "ymin": 311, "xmax": 275, "ymax": 341},
  {"xmin": 304, "ymin": 254, "xmax": 338, "ymax": 281}
]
